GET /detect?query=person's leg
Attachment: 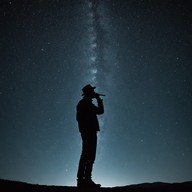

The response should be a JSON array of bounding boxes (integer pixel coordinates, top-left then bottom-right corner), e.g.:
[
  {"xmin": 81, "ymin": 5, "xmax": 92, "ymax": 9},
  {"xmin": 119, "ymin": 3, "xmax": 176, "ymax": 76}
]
[
  {"xmin": 77, "ymin": 153, "xmax": 86, "ymax": 180},
  {"xmin": 84, "ymin": 132, "xmax": 101, "ymax": 187},
  {"xmin": 77, "ymin": 132, "xmax": 100, "ymax": 188},
  {"xmin": 84, "ymin": 132, "xmax": 97, "ymax": 180},
  {"xmin": 77, "ymin": 133, "xmax": 90, "ymax": 187}
]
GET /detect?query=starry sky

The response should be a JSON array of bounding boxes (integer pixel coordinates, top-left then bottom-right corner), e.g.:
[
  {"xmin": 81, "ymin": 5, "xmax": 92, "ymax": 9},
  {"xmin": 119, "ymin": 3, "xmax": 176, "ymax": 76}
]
[{"xmin": 0, "ymin": 0, "xmax": 192, "ymax": 187}]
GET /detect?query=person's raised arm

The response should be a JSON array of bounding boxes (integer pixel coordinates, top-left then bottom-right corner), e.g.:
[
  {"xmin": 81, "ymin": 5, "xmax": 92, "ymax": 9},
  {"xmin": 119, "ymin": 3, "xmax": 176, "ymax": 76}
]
[{"xmin": 94, "ymin": 93, "xmax": 104, "ymax": 114}]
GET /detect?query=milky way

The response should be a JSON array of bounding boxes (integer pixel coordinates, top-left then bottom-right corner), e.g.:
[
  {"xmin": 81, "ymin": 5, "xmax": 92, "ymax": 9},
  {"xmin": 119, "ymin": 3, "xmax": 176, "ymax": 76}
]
[{"xmin": 84, "ymin": 0, "xmax": 111, "ymax": 88}]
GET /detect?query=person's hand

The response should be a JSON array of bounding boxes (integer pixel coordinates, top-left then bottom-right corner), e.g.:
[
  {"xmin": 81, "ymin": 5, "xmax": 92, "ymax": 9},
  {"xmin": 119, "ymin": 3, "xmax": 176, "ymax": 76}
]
[{"xmin": 94, "ymin": 93, "xmax": 101, "ymax": 100}]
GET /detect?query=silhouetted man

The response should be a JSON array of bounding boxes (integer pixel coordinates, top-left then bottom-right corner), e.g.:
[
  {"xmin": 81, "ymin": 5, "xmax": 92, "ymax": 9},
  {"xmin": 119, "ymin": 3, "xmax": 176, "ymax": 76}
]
[{"xmin": 76, "ymin": 84, "xmax": 104, "ymax": 188}]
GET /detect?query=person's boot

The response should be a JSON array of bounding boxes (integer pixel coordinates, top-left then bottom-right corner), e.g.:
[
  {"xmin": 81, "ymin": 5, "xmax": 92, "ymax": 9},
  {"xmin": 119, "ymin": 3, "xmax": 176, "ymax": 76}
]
[
  {"xmin": 84, "ymin": 179, "xmax": 101, "ymax": 188},
  {"xmin": 77, "ymin": 179, "xmax": 86, "ymax": 188}
]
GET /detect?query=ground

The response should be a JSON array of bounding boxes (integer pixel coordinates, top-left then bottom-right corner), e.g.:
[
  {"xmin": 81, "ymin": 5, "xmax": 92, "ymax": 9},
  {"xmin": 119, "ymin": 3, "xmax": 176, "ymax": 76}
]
[{"xmin": 0, "ymin": 179, "xmax": 192, "ymax": 192}]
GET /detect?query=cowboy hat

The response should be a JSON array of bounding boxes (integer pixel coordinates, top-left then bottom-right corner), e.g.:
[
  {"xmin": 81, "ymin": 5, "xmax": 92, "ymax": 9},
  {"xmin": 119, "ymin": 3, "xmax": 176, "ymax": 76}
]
[{"xmin": 82, "ymin": 84, "xmax": 96, "ymax": 96}]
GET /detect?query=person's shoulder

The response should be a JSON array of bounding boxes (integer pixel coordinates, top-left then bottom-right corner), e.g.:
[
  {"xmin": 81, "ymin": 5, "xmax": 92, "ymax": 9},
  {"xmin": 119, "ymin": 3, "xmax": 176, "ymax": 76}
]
[
  {"xmin": 77, "ymin": 98, "xmax": 85, "ymax": 106},
  {"xmin": 79, "ymin": 98, "xmax": 85, "ymax": 103}
]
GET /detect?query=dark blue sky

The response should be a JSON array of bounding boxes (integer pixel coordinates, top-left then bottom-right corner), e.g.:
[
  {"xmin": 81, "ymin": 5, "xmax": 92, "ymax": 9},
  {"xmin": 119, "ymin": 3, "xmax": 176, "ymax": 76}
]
[{"xmin": 0, "ymin": 0, "xmax": 192, "ymax": 187}]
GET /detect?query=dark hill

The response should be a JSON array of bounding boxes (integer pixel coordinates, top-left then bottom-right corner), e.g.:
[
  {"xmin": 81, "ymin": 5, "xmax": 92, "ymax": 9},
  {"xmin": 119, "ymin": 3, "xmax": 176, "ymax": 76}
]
[{"xmin": 0, "ymin": 179, "xmax": 192, "ymax": 192}]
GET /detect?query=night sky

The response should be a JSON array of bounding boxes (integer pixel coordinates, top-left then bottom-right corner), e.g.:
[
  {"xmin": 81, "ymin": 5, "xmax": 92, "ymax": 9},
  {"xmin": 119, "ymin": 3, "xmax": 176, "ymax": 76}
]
[{"xmin": 1, "ymin": 0, "xmax": 192, "ymax": 187}]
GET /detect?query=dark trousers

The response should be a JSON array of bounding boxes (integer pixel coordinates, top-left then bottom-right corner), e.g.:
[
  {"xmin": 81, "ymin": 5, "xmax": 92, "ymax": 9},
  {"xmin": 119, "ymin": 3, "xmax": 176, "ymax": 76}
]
[{"xmin": 77, "ymin": 131, "xmax": 97, "ymax": 180}]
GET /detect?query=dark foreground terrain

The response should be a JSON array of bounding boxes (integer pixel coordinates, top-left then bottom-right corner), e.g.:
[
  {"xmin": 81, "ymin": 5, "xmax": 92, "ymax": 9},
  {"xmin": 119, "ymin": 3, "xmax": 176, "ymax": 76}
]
[{"xmin": 1, "ymin": 179, "xmax": 192, "ymax": 192}]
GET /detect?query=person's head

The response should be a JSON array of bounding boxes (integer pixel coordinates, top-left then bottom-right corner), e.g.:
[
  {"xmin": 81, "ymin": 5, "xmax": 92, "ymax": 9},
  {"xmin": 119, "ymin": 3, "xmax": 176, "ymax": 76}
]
[{"xmin": 82, "ymin": 84, "xmax": 96, "ymax": 98}]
